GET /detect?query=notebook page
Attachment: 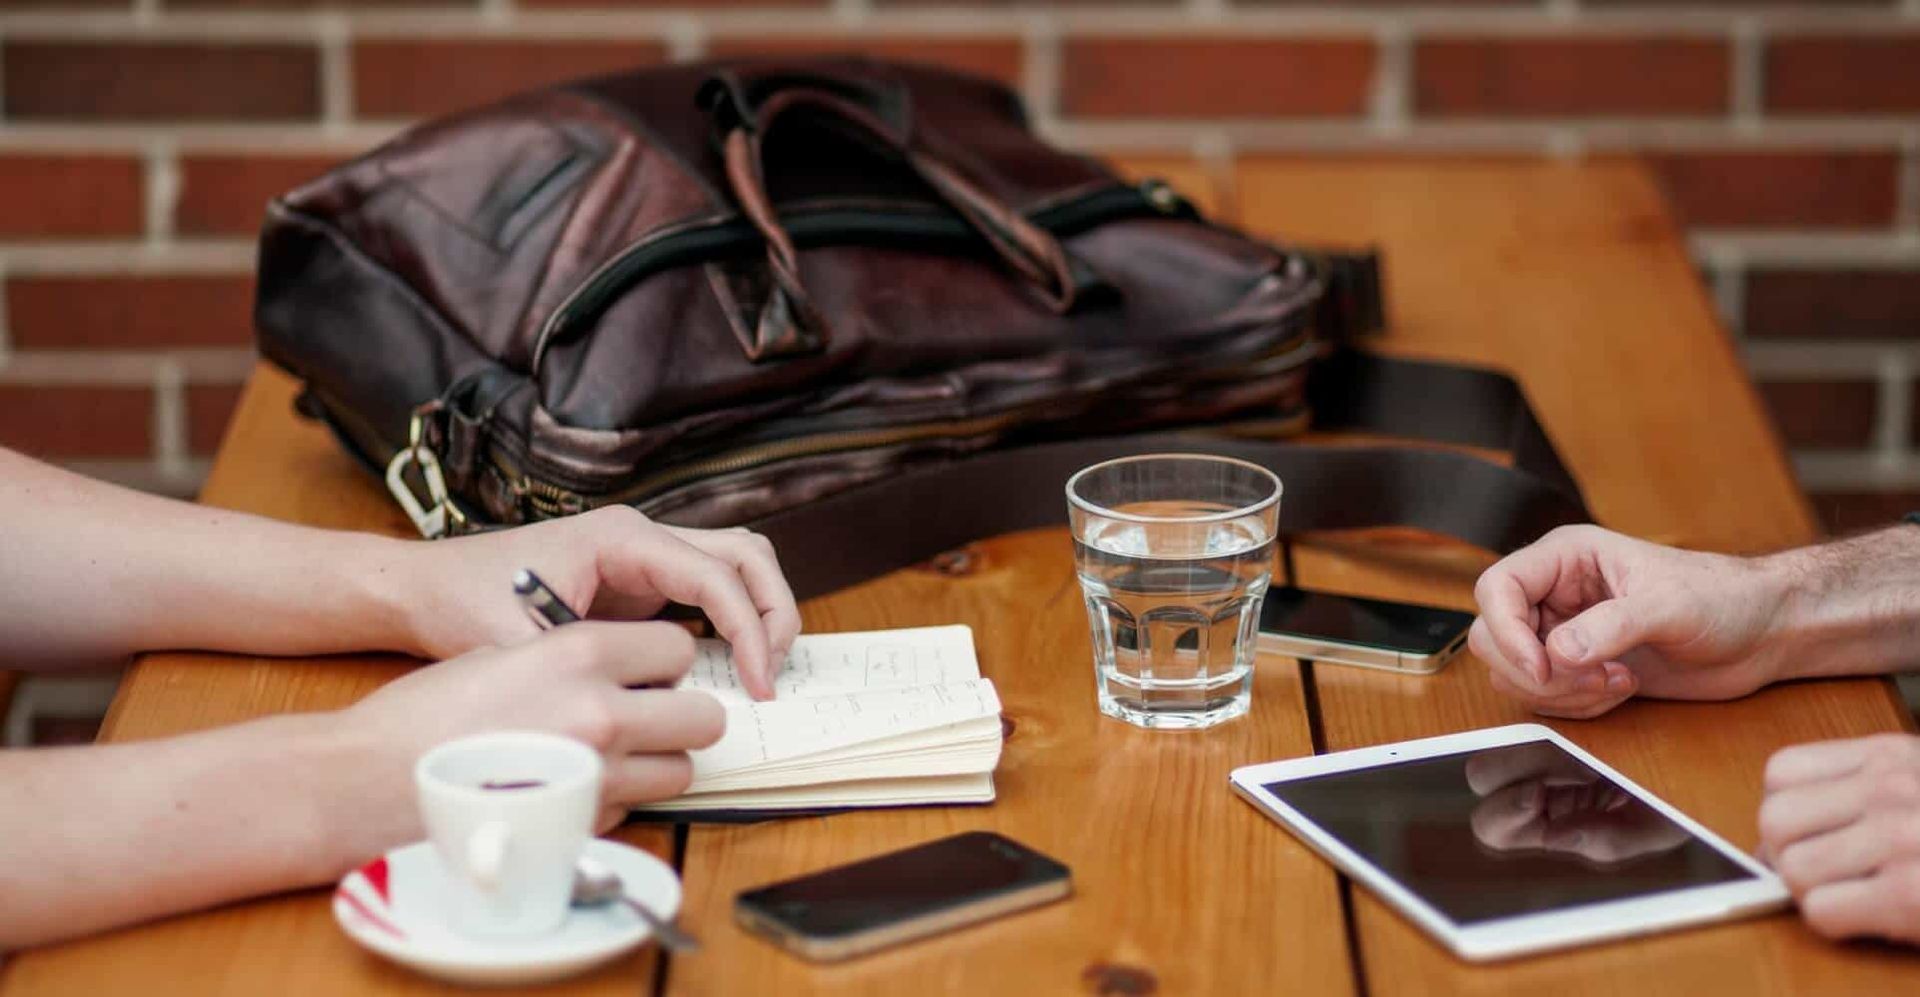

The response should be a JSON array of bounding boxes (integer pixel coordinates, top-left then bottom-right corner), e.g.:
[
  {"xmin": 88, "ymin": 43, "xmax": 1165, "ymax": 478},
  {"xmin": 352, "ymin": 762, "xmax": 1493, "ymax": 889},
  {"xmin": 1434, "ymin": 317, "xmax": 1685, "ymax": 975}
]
[
  {"xmin": 681, "ymin": 625, "xmax": 979, "ymax": 704},
  {"xmin": 691, "ymin": 678, "xmax": 1001, "ymax": 778}
]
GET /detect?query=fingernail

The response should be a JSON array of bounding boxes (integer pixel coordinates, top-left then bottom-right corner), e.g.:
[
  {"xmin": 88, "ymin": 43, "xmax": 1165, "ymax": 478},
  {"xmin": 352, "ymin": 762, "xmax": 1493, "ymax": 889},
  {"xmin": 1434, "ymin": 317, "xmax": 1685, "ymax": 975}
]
[
  {"xmin": 1606, "ymin": 671, "xmax": 1632, "ymax": 694},
  {"xmin": 1553, "ymin": 627, "xmax": 1589, "ymax": 664},
  {"xmin": 1576, "ymin": 670, "xmax": 1606, "ymax": 692}
]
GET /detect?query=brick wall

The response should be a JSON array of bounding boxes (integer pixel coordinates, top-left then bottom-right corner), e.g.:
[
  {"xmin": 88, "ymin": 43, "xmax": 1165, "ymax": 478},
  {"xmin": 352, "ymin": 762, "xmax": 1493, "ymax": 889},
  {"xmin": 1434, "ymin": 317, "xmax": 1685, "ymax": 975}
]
[{"xmin": 0, "ymin": 1, "xmax": 1914, "ymax": 534}]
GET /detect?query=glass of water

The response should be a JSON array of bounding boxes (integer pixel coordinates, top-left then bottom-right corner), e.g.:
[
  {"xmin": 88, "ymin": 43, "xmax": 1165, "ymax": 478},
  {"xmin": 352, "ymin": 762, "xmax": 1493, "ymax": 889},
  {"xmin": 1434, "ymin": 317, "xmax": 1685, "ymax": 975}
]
[{"xmin": 1067, "ymin": 454, "xmax": 1281, "ymax": 729}]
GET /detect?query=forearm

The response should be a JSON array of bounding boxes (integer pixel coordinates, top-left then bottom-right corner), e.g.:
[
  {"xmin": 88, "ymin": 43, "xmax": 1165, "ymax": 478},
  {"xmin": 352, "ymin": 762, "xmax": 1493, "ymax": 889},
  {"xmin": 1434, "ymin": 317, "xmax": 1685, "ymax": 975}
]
[
  {"xmin": 1762, "ymin": 525, "xmax": 1920, "ymax": 680},
  {"xmin": 0, "ymin": 449, "xmax": 420, "ymax": 668},
  {"xmin": 0, "ymin": 712, "xmax": 411, "ymax": 949}
]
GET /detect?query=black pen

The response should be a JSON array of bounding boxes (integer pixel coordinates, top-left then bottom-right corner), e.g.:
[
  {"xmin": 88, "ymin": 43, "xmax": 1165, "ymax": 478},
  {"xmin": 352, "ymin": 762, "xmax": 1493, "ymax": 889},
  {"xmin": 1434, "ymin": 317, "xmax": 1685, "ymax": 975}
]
[{"xmin": 513, "ymin": 568, "xmax": 581, "ymax": 629}]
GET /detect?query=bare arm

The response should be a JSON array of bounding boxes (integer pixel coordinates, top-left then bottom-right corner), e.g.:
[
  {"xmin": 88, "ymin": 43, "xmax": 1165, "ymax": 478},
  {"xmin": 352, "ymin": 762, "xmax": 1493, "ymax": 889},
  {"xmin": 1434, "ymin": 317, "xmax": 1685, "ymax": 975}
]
[
  {"xmin": 0, "ymin": 448, "xmax": 798, "ymax": 694},
  {"xmin": 0, "ymin": 623, "xmax": 723, "ymax": 950},
  {"xmin": 1470, "ymin": 523, "xmax": 1920, "ymax": 718},
  {"xmin": 0, "ymin": 449, "xmax": 411, "ymax": 668}
]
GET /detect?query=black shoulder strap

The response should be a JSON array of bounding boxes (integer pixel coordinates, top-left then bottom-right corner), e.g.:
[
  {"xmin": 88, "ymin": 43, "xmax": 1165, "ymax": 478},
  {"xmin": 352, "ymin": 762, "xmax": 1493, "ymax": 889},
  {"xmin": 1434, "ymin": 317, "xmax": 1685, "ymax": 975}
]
[
  {"xmin": 737, "ymin": 251, "xmax": 1593, "ymax": 599},
  {"xmin": 743, "ymin": 358, "xmax": 1589, "ymax": 601}
]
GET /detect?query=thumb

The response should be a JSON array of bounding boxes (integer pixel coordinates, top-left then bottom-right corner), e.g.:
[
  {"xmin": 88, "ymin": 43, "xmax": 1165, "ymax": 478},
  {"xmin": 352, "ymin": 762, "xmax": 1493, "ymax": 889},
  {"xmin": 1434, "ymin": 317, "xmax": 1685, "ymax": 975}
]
[{"xmin": 1547, "ymin": 596, "xmax": 1664, "ymax": 671}]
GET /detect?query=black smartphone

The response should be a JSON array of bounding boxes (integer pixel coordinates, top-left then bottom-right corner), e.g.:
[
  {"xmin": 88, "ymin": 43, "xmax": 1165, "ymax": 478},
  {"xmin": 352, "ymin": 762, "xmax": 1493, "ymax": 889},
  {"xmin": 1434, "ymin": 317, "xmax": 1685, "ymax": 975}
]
[
  {"xmin": 734, "ymin": 831, "xmax": 1072, "ymax": 962},
  {"xmin": 1258, "ymin": 587, "xmax": 1475, "ymax": 674}
]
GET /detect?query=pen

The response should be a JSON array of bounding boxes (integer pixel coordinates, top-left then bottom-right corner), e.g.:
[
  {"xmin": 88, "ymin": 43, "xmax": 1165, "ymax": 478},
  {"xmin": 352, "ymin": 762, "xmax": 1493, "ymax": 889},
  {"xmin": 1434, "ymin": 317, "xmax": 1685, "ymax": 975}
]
[{"xmin": 513, "ymin": 568, "xmax": 581, "ymax": 630}]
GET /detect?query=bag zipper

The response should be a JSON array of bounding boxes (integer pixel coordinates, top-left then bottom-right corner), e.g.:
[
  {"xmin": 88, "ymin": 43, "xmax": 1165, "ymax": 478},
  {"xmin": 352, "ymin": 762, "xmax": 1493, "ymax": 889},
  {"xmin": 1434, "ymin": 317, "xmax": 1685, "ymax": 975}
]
[
  {"xmin": 531, "ymin": 179, "xmax": 1192, "ymax": 370},
  {"xmin": 496, "ymin": 329, "xmax": 1317, "ymax": 519}
]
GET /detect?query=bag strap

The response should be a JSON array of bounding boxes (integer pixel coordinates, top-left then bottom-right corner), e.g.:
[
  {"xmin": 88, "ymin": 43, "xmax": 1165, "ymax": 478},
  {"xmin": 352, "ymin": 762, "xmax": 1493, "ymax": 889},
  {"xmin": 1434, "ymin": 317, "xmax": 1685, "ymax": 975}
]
[{"xmin": 742, "ymin": 251, "xmax": 1591, "ymax": 600}]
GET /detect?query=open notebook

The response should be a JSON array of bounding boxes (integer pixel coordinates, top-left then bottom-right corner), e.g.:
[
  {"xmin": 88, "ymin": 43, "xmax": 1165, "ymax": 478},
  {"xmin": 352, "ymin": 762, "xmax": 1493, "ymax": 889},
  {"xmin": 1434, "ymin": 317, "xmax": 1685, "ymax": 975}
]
[{"xmin": 635, "ymin": 625, "xmax": 1003, "ymax": 813}]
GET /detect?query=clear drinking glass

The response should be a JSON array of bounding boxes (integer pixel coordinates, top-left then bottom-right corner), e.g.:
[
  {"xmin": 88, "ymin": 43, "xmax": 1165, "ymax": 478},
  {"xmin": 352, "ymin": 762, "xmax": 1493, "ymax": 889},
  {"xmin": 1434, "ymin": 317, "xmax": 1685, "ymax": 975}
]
[{"xmin": 1067, "ymin": 454, "xmax": 1281, "ymax": 729}]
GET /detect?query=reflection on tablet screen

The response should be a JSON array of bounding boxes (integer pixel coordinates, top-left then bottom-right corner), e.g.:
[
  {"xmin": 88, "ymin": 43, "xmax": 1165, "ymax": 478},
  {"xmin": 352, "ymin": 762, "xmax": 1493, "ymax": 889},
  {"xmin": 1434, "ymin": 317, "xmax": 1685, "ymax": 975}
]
[{"xmin": 1264, "ymin": 740, "xmax": 1756, "ymax": 925}]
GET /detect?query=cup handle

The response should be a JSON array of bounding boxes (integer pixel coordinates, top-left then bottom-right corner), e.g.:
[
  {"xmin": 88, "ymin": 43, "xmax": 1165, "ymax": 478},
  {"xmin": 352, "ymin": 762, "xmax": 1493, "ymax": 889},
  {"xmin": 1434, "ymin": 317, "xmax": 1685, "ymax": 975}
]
[{"xmin": 465, "ymin": 820, "xmax": 512, "ymax": 891}]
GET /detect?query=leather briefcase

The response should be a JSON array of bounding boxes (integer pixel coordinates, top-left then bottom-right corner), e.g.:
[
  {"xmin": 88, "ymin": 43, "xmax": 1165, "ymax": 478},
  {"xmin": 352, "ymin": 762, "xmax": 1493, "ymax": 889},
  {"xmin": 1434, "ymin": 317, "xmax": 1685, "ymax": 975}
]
[{"xmin": 254, "ymin": 57, "xmax": 1589, "ymax": 598}]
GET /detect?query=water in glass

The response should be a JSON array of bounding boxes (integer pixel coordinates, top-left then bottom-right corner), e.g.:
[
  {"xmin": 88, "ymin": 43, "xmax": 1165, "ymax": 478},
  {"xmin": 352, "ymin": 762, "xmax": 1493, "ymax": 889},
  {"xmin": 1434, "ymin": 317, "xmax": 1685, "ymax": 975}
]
[{"xmin": 1073, "ymin": 498, "xmax": 1274, "ymax": 729}]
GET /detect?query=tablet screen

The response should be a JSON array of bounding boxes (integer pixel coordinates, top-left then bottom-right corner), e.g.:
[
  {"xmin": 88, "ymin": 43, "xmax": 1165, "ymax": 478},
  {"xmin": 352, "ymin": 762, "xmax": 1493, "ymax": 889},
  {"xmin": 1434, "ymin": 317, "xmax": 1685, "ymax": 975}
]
[{"xmin": 1263, "ymin": 739, "xmax": 1757, "ymax": 925}]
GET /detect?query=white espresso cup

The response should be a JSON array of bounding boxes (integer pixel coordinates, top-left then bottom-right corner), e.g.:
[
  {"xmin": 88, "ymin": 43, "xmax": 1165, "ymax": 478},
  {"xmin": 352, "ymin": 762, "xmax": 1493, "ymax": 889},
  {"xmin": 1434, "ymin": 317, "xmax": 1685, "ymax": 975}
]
[{"xmin": 414, "ymin": 731, "xmax": 603, "ymax": 939}]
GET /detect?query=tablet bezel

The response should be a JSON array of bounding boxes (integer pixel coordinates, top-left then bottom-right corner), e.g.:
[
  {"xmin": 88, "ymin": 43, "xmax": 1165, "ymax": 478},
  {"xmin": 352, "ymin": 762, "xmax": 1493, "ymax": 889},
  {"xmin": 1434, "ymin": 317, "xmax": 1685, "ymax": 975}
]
[{"xmin": 1229, "ymin": 723, "xmax": 1789, "ymax": 962}]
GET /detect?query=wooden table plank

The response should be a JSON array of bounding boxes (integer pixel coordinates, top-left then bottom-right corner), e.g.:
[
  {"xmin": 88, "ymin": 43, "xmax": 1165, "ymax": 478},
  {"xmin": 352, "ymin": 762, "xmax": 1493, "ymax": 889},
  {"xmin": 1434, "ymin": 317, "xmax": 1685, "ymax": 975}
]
[
  {"xmin": 0, "ymin": 369, "xmax": 672, "ymax": 997},
  {"xmin": 1234, "ymin": 156, "xmax": 1920, "ymax": 993},
  {"xmin": 663, "ymin": 537, "xmax": 1347, "ymax": 996},
  {"xmin": 661, "ymin": 155, "xmax": 1353, "ymax": 997}
]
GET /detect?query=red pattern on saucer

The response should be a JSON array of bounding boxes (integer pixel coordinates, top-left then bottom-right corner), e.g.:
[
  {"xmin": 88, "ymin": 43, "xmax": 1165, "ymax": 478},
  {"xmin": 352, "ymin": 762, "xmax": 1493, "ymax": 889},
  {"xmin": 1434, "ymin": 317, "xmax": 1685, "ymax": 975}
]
[{"xmin": 336, "ymin": 857, "xmax": 406, "ymax": 940}]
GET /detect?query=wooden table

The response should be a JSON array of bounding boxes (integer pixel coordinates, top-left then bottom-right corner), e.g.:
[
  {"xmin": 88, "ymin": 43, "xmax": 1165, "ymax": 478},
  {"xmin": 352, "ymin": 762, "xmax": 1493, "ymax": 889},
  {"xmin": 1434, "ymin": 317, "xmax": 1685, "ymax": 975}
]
[{"xmin": 6, "ymin": 158, "xmax": 1917, "ymax": 995}]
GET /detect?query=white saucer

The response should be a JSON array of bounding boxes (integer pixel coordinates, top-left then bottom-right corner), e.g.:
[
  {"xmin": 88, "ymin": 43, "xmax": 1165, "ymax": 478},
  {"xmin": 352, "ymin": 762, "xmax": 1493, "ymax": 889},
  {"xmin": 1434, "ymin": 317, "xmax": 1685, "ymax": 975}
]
[{"xmin": 332, "ymin": 837, "xmax": 682, "ymax": 987}]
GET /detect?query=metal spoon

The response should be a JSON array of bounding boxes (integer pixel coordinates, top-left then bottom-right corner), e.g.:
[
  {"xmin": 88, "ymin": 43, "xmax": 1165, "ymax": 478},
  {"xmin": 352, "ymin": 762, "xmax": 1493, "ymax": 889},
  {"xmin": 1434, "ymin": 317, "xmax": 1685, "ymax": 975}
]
[{"xmin": 572, "ymin": 856, "xmax": 700, "ymax": 953}]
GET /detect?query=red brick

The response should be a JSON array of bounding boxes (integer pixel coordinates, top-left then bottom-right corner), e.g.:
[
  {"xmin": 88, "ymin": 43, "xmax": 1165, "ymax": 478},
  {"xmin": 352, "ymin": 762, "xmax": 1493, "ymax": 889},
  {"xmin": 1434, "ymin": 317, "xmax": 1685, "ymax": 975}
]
[
  {"xmin": 187, "ymin": 383, "xmax": 246, "ymax": 455},
  {"xmin": 0, "ymin": 155, "xmax": 144, "ymax": 238},
  {"xmin": 352, "ymin": 39, "xmax": 665, "ymax": 119},
  {"xmin": 1061, "ymin": 38, "xmax": 1375, "ymax": 119},
  {"xmin": 1767, "ymin": 36, "xmax": 1920, "ymax": 114},
  {"xmin": 707, "ymin": 37, "xmax": 1025, "ymax": 88},
  {"xmin": 1744, "ymin": 269, "xmax": 1920, "ymax": 340},
  {"xmin": 1755, "ymin": 380, "xmax": 1877, "ymax": 449},
  {"xmin": 0, "ymin": 386, "xmax": 152, "ymax": 458},
  {"xmin": 1810, "ymin": 492, "xmax": 1920, "ymax": 537},
  {"xmin": 8, "ymin": 276, "xmax": 256, "ymax": 350},
  {"xmin": 176, "ymin": 154, "xmax": 342, "ymax": 236},
  {"xmin": 1414, "ymin": 37, "xmax": 1728, "ymax": 116},
  {"xmin": 1643, "ymin": 151, "xmax": 1899, "ymax": 228},
  {"xmin": 3, "ymin": 42, "xmax": 320, "ymax": 121}
]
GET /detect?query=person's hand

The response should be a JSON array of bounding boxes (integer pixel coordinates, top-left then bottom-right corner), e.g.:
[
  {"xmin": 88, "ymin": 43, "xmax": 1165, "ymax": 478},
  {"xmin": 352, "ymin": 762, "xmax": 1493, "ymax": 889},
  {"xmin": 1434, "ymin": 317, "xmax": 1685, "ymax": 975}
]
[
  {"xmin": 1760, "ymin": 734, "xmax": 1920, "ymax": 944},
  {"xmin": 1468, "ymin": 525, "xmax": 1791, "ymax": 719},
  {"xmin": 334, "ymin": 620, "xmax": 724, "ymax": 855},
  {"xmin": 389, "ymin": 505, "xmax": 799, "ymax": 699},
  {"xmin": 1465, "ymin": 742, "xmax": 1690, "ymax": 864}
]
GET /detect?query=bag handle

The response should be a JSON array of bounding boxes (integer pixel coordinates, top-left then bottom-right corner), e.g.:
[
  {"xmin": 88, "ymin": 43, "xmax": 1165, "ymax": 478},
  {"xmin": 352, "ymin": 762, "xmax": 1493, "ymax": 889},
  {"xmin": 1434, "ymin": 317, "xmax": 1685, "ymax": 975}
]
[{"xmin": 700, "ymin": 68, "xmax": 1081, "ymax": 361}]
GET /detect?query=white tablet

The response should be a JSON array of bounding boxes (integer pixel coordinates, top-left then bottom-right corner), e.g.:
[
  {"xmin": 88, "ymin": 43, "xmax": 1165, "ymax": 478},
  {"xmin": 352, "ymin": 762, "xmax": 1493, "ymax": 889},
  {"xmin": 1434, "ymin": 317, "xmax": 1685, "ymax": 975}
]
[{"xmin": 1230, "ymin": 723, "xmax": 1788, "ymax": 961}]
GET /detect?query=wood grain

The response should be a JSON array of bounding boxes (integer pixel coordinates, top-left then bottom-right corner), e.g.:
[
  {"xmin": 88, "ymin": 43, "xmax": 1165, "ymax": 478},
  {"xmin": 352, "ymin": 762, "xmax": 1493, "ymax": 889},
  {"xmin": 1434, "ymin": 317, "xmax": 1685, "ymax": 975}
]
[
  {"xmin": 1236, "ymin": 156, "xmax": 1920, "ymax": 993},
  {"xmin": 663, "ymin": 534, "xmax": 1347, "ymax": 996},
  {"xmin": 0, "ymin": 369, "xmax": 671, "ymax": 997}
]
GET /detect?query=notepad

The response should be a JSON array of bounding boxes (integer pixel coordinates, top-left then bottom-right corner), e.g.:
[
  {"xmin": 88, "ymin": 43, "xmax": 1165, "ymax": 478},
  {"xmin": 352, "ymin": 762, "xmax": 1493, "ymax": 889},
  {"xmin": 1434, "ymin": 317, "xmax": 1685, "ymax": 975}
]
[{"xmin": 635, "ymin": 625, "xmax": 1003, "ymax": 813}]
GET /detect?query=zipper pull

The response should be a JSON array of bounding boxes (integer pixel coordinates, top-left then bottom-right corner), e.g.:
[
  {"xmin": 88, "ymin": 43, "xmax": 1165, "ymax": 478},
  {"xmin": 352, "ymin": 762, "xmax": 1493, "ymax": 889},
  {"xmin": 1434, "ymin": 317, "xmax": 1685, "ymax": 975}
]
[{"xmin": 1141, "ymin": 178, "xmax": 1185, "ymax": 215}]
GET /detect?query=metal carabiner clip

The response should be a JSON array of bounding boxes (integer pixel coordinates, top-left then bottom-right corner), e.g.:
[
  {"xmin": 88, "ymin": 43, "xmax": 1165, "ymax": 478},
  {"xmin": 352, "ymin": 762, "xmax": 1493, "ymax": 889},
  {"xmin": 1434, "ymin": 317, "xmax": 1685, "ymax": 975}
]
[{"xmin": 384, "ymin": 406, "xmax": 468, "ymax": 539}]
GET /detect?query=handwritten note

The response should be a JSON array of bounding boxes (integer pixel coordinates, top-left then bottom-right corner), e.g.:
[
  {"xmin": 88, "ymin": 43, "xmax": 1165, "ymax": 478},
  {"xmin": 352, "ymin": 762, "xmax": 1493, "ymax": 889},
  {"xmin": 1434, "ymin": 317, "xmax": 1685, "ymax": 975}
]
[
  {"xmin": 692, "ymin": 679, "xmax": 1001, "ymax": 778},
  {"xmin": 682, "ymin": 624, "xmax": 980, "ymax": 704}
]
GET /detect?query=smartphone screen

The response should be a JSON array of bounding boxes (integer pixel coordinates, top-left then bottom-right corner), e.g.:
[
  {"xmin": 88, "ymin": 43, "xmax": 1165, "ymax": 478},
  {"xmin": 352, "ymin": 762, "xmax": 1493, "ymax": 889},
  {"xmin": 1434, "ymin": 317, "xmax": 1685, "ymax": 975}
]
[
  {"xmin": 1260, "ymin": 588, "xmax": 1473, "ymax": 655},
  {"xmin": 735, "ymin": 832, "xmax": 1070, "ymax": 947}
]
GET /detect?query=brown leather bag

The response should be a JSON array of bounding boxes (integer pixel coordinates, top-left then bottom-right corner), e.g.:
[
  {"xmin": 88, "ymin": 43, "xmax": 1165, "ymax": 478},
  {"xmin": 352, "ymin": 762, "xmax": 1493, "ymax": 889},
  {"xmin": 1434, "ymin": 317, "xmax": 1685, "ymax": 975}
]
[{"xmin": 255, "ymin": 57, "xmax": 1589, "ymax": 598}]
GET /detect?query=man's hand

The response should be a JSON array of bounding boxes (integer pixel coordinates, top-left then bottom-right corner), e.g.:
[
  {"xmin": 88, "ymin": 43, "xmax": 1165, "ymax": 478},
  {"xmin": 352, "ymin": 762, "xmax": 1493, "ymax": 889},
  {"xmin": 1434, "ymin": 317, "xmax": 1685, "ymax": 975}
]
[
  {"xmin": 1760, "ymin": 734, "xmax": 1920, "ymax": 945},
  {"xmin": 390, "ymin": 506, "xmax": 799, "ymax": 699},
  {"xmin": 1465, "ymin": 742, "xmax": 1690, "ymax": 864},
  {"xmin": 336, "ymin": 620, "xmax": 725, "ymax": 853},
  {"xmin": 1468, "ymin": 525, "xmax": 1791, "ymax": 718}
]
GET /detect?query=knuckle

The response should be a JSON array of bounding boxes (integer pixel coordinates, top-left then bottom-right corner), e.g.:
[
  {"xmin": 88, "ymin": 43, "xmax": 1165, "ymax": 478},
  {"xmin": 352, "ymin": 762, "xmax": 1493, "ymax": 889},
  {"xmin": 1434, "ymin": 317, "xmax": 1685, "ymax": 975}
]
[
  {"xmin": 1756, "ymin": 796, "xmax": 1792, "ymax": 847},
  {"xmin": 658, "ymin": 753, "xmax": 695, "ymax": 796},
  {"xmin": 1802, "ymin": 899, "xmax": 1851, "ymax": 940},
  {"xmin": 689, "ymin": 695, "xmax": 727, "ymax": 747},
  {"xmin": 1894, "ymin": 865, "xmax": 1920, "ymax": 908},
  {"xmin": 1867, "ymin": 734, "xmax": 1915, "ymax": 770},
  {"xmin": 570, "ymin": 699, "xmax": 620, "ymax": 752},
  {"xmin": 1893, "ymin": 815, "xmax": 1920, "ymax": 857},
  {"xmin": 649, "ymin": 623, "xmax": 698, "ymax": 669},
  {"xmin": 1876, "ymin": 769, "xmax": 1920, "ymax": 807},
  {"xmin": 1774, "ymin": 843, "xmax": 1817, "ymax": 895}
]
